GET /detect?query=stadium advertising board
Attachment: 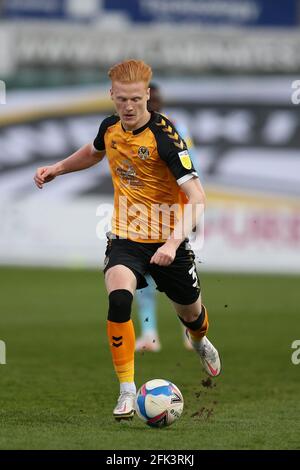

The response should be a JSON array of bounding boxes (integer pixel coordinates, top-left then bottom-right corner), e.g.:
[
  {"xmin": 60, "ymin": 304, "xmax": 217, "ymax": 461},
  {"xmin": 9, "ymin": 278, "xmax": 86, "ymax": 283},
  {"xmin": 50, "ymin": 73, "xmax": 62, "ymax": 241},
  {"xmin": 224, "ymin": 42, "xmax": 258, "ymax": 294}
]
[
  {"xmin": 2, "ymin": 0, "xmax": 65, "ymax": 19},
  {"xmin": 103, "ymin": 0, "xmax": 298, "ymax": 26},
  {"xmin": 3, "ymin": 0, "xmax": 297, "ymax": 26}
]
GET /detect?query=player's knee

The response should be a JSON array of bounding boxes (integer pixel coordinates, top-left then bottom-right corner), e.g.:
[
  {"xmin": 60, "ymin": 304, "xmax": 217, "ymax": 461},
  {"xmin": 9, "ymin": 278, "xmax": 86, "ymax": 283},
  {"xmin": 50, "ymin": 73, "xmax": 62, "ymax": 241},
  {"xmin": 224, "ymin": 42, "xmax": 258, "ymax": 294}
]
[{"xmin": 108, "ymin": 289, "xmax": 133, "ymax": 322}]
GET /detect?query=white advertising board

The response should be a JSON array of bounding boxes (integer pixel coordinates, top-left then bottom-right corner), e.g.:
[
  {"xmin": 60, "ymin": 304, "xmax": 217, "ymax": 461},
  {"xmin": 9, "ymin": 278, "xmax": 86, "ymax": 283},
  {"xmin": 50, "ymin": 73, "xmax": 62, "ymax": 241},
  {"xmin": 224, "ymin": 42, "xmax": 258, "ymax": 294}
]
[{"xmin": 1, "ymin": 195, "xmax": 299, "ymax": 273}]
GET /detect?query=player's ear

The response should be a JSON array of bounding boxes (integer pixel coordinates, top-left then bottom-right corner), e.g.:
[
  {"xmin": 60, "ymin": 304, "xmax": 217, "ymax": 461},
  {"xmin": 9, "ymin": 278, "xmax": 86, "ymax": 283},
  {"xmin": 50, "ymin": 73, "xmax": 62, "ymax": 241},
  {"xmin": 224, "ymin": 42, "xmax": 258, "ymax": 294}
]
[
  {"xmin": 146, "ymin": 87, "xmax": 150, "ymax": 100},
  {"xmin": 110, "ymin": 88, "xmax": 113, "ymax": 100}
]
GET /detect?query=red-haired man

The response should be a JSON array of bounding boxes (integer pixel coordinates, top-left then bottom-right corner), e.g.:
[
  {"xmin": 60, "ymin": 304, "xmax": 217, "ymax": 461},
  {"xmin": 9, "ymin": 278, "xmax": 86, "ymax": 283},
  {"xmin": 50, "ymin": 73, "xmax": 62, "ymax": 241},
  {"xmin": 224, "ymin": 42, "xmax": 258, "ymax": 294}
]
[{"xmin": 34, "ymin": 59, "xmax": 221, "ymax": 421}]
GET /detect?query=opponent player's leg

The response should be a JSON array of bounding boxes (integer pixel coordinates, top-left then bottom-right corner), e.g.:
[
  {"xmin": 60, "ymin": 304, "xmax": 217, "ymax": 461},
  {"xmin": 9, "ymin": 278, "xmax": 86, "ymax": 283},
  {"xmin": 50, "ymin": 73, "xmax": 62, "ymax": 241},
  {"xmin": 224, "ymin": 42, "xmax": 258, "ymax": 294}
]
[
  {"xmin": 173, "ymin": 297, "xmax": 221, "ymax": 377},
  {"xmin": 135, "ymin": 275, "xmax": 161, "ymax": 352},
  {"xmin": 105, "ymin": 264, "xmax": 137, "ymax": 419}
]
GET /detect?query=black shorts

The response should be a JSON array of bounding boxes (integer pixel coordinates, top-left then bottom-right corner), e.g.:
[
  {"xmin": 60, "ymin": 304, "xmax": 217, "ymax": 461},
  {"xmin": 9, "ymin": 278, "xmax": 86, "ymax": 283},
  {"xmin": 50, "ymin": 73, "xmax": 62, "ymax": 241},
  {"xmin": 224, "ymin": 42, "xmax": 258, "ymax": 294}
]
[{"xmin": 103, "ymin": 234, "xmax": 200, "ymax": 305}]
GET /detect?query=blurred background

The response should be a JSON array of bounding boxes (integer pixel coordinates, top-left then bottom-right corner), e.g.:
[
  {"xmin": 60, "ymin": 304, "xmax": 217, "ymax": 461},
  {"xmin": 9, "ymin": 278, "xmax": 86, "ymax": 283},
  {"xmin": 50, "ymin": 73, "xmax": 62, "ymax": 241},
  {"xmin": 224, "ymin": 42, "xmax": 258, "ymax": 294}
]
[
  {"xmin": 1, "ymin": 0, "xmax": 300, "ymax": 274},
  {"xmin": 0, "ymin": 0, "xmax": 300, "ymax": 451}
]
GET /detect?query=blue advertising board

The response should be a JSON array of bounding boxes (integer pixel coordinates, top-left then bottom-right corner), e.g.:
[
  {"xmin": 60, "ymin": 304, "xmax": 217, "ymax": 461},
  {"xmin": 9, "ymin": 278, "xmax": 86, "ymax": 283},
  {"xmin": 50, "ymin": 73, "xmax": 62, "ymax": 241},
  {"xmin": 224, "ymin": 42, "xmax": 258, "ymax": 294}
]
[
  {"xmin": 1, "ymin": 0, "xmax": 298, "ymax": 26},
  {"xmin": 103, "ymin": 0, "xmax": 298, "ymax": 26},
  {"xmin": 2, "ymin": 0, "xmax": 99, "ymax": 20},
  {"xmin": 2, "ymin": 0, "xmax": 65, "ymax": 19}
]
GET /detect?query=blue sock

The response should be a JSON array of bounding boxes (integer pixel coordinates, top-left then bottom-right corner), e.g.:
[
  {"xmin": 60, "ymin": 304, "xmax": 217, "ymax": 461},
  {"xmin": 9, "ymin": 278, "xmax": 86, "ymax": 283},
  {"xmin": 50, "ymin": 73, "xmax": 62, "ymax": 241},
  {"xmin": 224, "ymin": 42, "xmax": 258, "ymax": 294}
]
[{"xmin": 136, "ymin": 275, "xmax": 157, "ymax": 335}]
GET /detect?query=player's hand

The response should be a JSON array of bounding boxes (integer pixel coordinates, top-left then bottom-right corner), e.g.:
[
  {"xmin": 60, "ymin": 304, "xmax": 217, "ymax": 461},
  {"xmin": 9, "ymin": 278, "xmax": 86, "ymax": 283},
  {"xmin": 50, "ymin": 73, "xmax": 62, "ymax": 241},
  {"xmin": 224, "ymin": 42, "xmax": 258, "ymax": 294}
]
[
  {"xmin": 150, "ymin": 241, "xmax": 177, "ymax": 266},
  {"xmin": 34, "ymin": 165, "xmax": 58, "ymax": 189}
]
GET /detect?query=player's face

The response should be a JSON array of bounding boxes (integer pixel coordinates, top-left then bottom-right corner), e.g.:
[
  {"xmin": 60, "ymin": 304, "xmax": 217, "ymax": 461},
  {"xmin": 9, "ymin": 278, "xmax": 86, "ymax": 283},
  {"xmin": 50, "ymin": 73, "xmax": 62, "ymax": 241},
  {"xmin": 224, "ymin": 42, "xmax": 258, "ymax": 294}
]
[{"xmin": 110, "ymin": 81, "xmax": 150, "ymax": 130}]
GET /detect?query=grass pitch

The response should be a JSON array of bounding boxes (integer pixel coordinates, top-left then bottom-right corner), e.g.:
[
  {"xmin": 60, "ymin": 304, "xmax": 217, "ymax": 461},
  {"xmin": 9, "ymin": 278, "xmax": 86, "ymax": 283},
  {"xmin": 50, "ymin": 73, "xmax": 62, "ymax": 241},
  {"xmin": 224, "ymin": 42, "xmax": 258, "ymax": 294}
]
[{"xmin": 0, "ymin": 267, "xmax": 299, "ymax": 450}]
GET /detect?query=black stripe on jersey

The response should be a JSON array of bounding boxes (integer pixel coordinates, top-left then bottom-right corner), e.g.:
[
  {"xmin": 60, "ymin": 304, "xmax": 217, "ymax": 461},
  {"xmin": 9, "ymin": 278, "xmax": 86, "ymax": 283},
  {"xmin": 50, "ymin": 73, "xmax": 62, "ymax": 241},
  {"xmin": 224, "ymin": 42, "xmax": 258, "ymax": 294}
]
[
  {"xmin": 149, "ymin": 113, "xmax": 197, "ymax": 183},
  {"xmin": 154, "ymin": 113, "xmax": 186, "ymax": 150},
  {"xmin": 93, "ymin": 114, "xmax": 120, "ymax": 151}
]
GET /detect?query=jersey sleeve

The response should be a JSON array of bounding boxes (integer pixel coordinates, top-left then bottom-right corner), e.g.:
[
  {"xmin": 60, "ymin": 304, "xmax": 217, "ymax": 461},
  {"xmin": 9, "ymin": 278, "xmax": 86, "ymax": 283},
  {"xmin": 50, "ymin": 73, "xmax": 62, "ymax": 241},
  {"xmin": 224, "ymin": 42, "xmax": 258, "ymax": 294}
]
[
  {"xmin": 93, "ymin": 115, "xmax": 120, "ymax": 151},
  {"xmin": 151, "ymin": 114, "xmax": 198, "ymax": 185}
]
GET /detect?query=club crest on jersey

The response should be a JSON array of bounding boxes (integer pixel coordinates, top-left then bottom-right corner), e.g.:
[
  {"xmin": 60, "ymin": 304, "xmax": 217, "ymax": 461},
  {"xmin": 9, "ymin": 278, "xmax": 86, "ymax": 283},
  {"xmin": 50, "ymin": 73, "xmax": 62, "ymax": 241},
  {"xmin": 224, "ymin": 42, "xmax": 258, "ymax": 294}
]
[
  {"xmin": 137, "ymin": 146, "xmax": 149, "ymax": 160},
  {"xmin": 178, "ymin": 150, "xmax": 192, "ymax": 170}
]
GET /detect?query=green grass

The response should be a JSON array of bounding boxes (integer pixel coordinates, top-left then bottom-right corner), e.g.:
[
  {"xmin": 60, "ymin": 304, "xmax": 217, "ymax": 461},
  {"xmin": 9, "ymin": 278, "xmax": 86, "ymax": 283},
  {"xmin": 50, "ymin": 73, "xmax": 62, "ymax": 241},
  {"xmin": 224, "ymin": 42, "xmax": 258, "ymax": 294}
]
[{"xmin": 0, "ymin": 267, "xmax": 299, "ymax": 449}]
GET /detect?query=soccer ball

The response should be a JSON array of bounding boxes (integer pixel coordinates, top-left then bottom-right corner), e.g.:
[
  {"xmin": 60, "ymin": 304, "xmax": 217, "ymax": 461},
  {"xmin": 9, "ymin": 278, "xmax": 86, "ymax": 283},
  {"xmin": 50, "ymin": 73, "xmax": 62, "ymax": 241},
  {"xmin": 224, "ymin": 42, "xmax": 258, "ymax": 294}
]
[{"xmin": 135, "ymin": 379, "xmax": 184, "ymax": 428}]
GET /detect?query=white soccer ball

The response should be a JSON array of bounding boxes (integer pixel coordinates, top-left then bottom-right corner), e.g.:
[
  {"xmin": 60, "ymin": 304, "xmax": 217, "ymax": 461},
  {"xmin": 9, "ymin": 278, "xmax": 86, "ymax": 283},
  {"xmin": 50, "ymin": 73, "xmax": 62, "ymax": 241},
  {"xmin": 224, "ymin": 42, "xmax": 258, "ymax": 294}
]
[{"xmin": 135, "ymin": 379, "xmax": 184, "ymax": 428}]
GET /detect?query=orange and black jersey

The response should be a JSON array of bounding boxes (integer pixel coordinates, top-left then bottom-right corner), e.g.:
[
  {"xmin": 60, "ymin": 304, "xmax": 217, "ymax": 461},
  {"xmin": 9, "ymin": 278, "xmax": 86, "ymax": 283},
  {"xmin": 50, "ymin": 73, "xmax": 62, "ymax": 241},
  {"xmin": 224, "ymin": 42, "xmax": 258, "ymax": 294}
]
[{"xmin": 93, "ymin": 111, "xmax": 198, "ymax": 242}]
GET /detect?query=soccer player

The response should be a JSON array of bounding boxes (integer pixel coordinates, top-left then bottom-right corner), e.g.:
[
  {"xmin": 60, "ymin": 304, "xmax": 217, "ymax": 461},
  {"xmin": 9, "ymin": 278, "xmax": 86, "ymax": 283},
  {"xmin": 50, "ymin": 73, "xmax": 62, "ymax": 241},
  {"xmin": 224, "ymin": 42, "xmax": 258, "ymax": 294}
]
[
  {"xmin": 135, "ymin": 82, "xmax": 194, "ymax": 352},
  {"xmin": 34, "ymin": 59, "xmax": 221, "ymax": 421}
]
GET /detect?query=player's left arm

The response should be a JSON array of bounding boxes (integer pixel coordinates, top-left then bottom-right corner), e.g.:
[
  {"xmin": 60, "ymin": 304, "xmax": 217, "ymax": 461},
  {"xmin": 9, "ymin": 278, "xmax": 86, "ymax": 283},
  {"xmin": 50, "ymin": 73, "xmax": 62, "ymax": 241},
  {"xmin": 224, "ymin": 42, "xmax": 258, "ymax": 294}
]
[
  {"xmin": 171, "ymin": 176, "xmax": 205, "ymax": 244},
  {"xmin": 150, "ymin": 177, "xmax": 205, "ymax": 266},
  {"xmin": 150, "ymin": 115, "xmax": 204, "ymax": 266}
]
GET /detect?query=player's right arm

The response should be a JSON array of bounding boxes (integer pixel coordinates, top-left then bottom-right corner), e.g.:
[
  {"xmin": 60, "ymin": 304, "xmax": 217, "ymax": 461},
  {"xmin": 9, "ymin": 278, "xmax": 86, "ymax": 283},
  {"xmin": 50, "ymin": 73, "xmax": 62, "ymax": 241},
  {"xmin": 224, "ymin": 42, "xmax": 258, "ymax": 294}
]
[
  {"xmin": 34, "ymin": 114, "xmax": 119, "ymax": 189},
  {"xmin": 34, "ymin": 143, "xmax": 105, "ymax": 189}
]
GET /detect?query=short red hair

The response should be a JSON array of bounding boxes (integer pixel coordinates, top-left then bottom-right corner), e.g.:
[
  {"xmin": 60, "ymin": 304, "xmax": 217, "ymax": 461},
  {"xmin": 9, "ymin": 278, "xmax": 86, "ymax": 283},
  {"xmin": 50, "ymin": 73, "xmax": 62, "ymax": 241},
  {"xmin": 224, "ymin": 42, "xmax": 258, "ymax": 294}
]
[{"xmin": 108, "ymin": 59, "xmax": 152, "ymax": 86}]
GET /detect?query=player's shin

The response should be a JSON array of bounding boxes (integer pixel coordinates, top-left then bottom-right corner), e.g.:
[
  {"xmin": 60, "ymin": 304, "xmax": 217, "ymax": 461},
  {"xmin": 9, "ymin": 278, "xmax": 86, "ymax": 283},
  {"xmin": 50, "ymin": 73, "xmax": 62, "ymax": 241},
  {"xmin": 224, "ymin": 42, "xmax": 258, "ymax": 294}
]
[
  {"xmin": 179, "ymin": 305, "xmax": 221, "ymax": 377},
  {"xmin": 107, "ymin": 290, "xmax": 136, "ymax": 390},
  {"xmin": 178, "ymin": 304, "xmax": 209, "ymax": 342},
  {"xmin": 107, "ymin": 319, "xmax": 135, "ymax": 385}
]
